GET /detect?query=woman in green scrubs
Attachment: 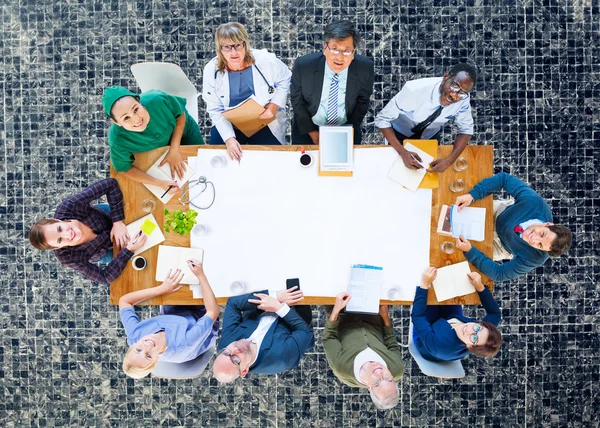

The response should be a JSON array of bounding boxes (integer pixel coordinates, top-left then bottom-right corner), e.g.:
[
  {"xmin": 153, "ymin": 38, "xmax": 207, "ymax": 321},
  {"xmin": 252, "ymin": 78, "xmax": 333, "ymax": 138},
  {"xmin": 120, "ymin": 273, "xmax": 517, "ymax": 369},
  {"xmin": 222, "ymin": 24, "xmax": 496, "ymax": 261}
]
[{"xmin": 102, "ymin": 86, "xmax": 204, "ymax": 194}]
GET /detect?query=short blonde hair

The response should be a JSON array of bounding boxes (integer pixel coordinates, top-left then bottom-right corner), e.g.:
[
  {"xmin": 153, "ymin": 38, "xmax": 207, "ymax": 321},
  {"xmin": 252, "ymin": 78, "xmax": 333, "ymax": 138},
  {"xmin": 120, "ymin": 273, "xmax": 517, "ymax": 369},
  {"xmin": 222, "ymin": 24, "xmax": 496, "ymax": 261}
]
[
  {"xmin": 122, "ymin": 346, "xmax": 159, "ymax": 379},
  {"xmin": 214, "ymin": 22, "xmax": 255, "ymax": 73}
]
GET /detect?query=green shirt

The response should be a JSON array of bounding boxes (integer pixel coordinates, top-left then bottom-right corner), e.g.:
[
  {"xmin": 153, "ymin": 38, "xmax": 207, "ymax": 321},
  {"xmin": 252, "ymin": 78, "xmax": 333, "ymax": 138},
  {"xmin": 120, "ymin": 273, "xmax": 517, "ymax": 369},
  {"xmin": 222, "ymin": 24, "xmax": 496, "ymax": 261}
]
[{"xmin": 108, "ymin": 90, "xmax": 201, "ymax": 172}]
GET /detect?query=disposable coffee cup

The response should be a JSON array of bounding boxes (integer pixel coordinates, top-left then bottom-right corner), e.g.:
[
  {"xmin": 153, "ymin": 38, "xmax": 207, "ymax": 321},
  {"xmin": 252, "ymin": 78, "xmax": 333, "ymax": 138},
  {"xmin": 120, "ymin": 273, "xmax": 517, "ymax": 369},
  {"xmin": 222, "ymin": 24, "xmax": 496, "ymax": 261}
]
[
  {"xmin": 300, "ymin": 153, "xmax": 313, "ymax": 167},
  {"xmin": 132, "ymin": 256, "xmax": 147, "ymax": 271},
  {"xmin": 229, "ymin": 281, "xmax": 246, "ymax": 295}
]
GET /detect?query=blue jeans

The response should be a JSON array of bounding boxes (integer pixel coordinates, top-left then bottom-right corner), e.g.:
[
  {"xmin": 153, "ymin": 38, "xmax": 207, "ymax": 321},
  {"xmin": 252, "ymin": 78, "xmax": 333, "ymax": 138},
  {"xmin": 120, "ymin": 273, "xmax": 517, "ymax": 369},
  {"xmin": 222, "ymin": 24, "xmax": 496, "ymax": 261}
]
[
  {"xmin": 413, "ymin": 305, "xmax": 464, "ymax": 342},
  {"xmin": 208, "ymin": 125, "xmax": 280, "ymax": 145},
  {"xmin": 95, "ymin": 204, "xmax": 114, "ymax": 264}
]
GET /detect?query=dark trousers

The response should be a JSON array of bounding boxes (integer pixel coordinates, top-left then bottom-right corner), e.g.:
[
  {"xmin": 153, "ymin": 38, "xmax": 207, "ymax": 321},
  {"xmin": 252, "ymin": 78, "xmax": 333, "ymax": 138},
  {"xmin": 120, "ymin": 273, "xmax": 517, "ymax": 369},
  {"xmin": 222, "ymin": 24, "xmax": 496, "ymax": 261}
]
[
  {"xmin": 292, "ymin": 119, "xmax": 363, "ymax": 145},
  {"xmin": 209, "ymin": 125, "xmax": 280, "ymax": 145},
  {"xmin": 324, "ymin": 306, "xmax": 383, "ymax": 327},
  {"xmin": 294, "ymin": 305, "xmax": 313, "ymax": 327},
  {"xmin": 394, "ymin": 129, "xmax": 441, "ymax": 143}
]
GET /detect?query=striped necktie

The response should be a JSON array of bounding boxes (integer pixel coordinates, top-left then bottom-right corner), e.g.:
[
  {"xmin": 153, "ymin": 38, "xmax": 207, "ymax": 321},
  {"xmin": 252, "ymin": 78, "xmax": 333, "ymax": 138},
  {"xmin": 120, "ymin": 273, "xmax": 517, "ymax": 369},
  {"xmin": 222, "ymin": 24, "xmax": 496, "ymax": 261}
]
[{"xmin": 326, "ymin": 73, "xmax": 339, "ymax": 126}]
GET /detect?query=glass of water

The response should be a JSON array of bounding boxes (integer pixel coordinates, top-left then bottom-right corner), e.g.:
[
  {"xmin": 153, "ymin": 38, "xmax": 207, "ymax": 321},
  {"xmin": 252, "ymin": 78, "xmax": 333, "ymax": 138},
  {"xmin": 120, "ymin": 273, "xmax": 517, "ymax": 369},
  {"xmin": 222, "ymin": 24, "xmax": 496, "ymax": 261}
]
[
  {"xmin": 388, "ymin": 287, "xmax": 402, "ymax": 300},
  {"xmin": 441, "ymin": 241, "xmax": 456, "ymax": 254},
  {"xmin": 229, "ymin": 281, "xmax": 246, "ymax": 295},
  {"xmin": 450, "ymin": 179, "xmax": 465, "ymax": 193},
  {"xmin": 210, "ymin": 155, "xmax": 226, "ymax": 168},
  {"xmin": 453, "ymin": 157, "xmax": 468, "ymax": 172},
  {"xmin": 141, "ymin": 199, "xmax": 156, "ymax": 213}
]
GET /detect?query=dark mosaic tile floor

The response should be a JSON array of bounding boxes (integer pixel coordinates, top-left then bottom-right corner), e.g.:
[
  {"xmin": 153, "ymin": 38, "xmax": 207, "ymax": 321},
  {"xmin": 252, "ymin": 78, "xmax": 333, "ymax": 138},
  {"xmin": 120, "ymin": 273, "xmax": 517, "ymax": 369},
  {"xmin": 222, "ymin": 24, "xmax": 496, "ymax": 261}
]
[{"xmin": 1, "ymin": 0, "xmax": 599, "ymax": 426}]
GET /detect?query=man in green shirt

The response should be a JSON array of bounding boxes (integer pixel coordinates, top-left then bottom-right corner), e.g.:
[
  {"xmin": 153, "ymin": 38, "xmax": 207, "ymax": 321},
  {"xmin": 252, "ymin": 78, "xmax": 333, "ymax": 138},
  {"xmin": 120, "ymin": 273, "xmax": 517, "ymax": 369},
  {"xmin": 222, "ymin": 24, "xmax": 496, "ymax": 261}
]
[
  {"xmin": 323, "ymin": 293, "xmax": 404, "ymax": 410},
  {"xmin": 102, "ymin": 86, "xmax": 204, "ymax": 194}
]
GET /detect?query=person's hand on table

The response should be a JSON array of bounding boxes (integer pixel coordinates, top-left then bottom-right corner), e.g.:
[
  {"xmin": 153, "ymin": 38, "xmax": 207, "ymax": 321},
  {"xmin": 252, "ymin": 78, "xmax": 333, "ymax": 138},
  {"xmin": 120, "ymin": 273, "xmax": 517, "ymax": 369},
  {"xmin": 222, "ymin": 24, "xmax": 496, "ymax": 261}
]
[
  {"xmin": 110, "ymin": 220, "xmax": 130, "ymax": 250},
  {"xmin": 421, "ymin": 266, "xmax": 437, "ymax": 289},
  {"xmin": 225, "ymin": 138, "xmax": 243, "ymax": 161},
  {"xmin": 455, "ymin": 194, "xmax": 474, "ymax": 211},
  {"xmin": 159, "ymin": 268, "xmax": 185, "ymax": 294},
  {"xmin": 160, "ymin": 148, "xmax": 187, "ymax": 180},
  {"xmin": 427, "ymin": 157, "xmax": 452, "ymax": 173},
  {"xmin": 467, "ymin": 272, "xmax": 485, "ymax": 292},
  {"xmin": 126, "ymin": 232, "xmax": 147, "ymax": 252},
  {"xmin": 187, "ymin": 259, "xmax": 205, "ymax": 278},
  {"xmin": 159, "ymin": 180, "xmax": 180, "ymax": 194},
  {"xmin": 257, "ymin": 103, "xmax": 278, "ymax": 120},
  {"xmin": 247, "ymin": 293, "xmax": 283, "ymax": 312},
  {"xmin": 456, "ymin": 234, "xmax": 472, "ymax": 252},
  {"xmin": 400, "ymin": 150, "xmax": 424, "ymax": 170},
  {"xmin": 276, "ymin": 286, "xmax": 304, "ymax": 306},
  {"xmin": 308, "ymin": 130, "xmax": 320, "ymax": 145}
]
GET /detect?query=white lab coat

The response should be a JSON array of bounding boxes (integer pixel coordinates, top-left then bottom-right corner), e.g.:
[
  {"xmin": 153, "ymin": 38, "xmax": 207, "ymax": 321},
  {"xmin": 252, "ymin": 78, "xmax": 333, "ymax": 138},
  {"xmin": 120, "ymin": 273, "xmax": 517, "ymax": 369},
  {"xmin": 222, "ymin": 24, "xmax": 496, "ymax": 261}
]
[{"xmin": 202, "ymin": 49, "xmax": 292, "ymax": 144}]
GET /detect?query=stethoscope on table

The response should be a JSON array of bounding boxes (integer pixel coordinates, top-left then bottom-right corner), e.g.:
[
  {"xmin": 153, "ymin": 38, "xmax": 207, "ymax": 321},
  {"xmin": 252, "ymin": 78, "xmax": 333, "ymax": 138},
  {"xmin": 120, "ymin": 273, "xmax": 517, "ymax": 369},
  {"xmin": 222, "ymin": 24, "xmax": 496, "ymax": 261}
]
[{"xmin": 179, "ymin": 176, "xmax": 216, "ymax": 210}]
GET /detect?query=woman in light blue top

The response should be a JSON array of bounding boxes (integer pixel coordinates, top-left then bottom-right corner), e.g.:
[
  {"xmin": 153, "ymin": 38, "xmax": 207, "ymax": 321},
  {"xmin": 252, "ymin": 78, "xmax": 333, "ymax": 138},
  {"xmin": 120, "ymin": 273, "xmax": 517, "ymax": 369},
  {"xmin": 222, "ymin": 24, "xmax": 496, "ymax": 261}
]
[
  {"xmin": 119, "ymin": 261, "xmax": 220, "ymax": 378},
  {"xmin": 202, "ymin": 22, "xmax": 292, "ymax": 161}
]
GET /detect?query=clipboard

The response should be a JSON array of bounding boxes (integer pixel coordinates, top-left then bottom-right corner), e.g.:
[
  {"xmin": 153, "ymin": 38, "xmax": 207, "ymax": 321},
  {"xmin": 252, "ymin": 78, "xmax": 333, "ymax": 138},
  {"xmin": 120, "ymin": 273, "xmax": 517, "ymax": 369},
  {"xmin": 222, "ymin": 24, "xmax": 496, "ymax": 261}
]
[
  {"xmin": 221, "ymin": 96, "xmax": 275, "ymax": 137},
  {"xmin": 403, "ymin": 139, "xmax": 439, "ymax": 189}
]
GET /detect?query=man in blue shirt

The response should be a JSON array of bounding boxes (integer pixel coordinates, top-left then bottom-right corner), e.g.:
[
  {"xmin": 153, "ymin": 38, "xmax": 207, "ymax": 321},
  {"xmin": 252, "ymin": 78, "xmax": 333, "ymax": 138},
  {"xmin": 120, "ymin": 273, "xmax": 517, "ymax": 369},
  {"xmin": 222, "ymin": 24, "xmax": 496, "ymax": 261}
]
[
  {"xmin": 455, "ymin": 173, "xmax": 572, "ymax": 282},
  {"xmin": 291, "ymin": 20, "xmax": 374, "ymax": 145},
  {"xmin": 375, "ymin": 63, "xmax": 477, "ymax": 172}
]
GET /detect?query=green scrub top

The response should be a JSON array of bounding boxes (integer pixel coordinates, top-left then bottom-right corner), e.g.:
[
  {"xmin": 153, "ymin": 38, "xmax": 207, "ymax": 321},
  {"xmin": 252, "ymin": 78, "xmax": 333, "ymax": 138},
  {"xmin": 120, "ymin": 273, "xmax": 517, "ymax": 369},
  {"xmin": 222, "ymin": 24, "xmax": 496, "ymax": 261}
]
[{"xmin": 108, "ymin": 90, "xmax": 204, "ymax": 172}]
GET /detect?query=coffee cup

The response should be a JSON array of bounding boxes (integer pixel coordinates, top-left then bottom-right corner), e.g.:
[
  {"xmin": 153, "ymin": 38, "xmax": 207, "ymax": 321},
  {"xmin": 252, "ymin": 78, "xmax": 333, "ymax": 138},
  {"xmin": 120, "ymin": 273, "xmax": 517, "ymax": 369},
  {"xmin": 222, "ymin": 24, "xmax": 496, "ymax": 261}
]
[
  {"xmin": 132, "ymin": 256, "xmax": 147, "ymax": 271},
  {"xmin": 300, "ymin": 153, "xmax": 313, "ymax": 167}
]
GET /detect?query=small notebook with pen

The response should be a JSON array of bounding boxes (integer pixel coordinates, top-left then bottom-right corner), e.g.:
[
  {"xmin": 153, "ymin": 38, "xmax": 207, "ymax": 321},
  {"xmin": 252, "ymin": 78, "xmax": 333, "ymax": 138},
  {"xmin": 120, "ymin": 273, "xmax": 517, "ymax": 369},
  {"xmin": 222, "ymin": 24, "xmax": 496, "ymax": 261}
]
[{"xmin": 143, "ymin": 150, "xmax": 196, "ymax": 204}]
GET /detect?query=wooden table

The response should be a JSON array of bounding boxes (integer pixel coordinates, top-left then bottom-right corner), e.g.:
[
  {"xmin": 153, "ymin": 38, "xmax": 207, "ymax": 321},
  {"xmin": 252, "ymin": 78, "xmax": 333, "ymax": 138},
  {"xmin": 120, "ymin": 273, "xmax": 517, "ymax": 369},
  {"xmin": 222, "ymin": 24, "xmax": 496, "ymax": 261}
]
[{"xmin": 110, "ymin": 144, "xmax": 493, "ymax": 306}]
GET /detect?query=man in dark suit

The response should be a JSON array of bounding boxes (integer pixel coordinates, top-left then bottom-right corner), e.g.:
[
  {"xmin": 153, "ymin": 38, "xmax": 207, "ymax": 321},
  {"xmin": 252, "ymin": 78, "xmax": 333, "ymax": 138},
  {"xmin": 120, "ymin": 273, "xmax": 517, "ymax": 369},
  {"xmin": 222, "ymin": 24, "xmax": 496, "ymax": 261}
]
[
  {"xmin": 291, "ymin": 20, "xmax": 374, "ymax": 145},
  {"xmin": 212, "ymin": 287, "xmax": 314, "ymax": 382}
]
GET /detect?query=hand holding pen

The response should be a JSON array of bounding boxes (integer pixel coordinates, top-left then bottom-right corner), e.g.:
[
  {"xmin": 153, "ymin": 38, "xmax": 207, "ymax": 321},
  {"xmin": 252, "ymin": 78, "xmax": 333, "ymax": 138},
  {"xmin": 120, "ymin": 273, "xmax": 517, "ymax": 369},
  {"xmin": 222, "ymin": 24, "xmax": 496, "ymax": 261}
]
[
  {"xmin": 126, "ymin": 231, "xmax": 147, "ymax": 252},
  {"xmin": 186, "ymin": 259, "xmax": 205, "ymax": 277},
  {"xmin": 401, "ymin": 150, "xmax": 424, "ymax": 170}
]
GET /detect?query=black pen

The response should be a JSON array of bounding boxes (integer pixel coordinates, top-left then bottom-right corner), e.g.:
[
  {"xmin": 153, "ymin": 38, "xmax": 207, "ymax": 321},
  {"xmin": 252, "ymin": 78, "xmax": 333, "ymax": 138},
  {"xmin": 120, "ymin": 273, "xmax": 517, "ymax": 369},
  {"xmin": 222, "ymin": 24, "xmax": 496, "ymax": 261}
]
[
  {"xmin": 160, "ymin": 186, "xmax": 174, "ymax": 199},
  {"xmin": 131, "ymin": 230, "xmax": 143, "ymax": 244}
]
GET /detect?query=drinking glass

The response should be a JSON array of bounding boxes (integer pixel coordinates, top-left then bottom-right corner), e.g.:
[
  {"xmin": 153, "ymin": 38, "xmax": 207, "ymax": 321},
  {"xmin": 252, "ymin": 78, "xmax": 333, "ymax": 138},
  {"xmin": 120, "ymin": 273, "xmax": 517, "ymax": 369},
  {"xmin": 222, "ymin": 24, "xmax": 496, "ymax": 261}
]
[
  {"xmin": 441, "ymin": 241, "xmax": 456, "ymax": 254},
  {"xmin": 453, "ymin": 157, "xmax": 468, "ymax": 172},
  {"xmin": 210, "ymin": 155, "xmax": 226, "ymax": 168},
  {"xmin": 450, "ymin": 179, "xmax": 465, "ymax": 193},
  {"xmin": 229, "ymin": 281, "xmax": 246, "ymax": 295},
  {"xmin": 192, "ymin": 224, "xmax": 207, "ymax": 237},
  {"xmin": 141, "ymin": 199, "xmax": 156, "ymax": 213},
  {"xmin": 388, "ymin": 287, "xmax": 402, "ymax": 300}
]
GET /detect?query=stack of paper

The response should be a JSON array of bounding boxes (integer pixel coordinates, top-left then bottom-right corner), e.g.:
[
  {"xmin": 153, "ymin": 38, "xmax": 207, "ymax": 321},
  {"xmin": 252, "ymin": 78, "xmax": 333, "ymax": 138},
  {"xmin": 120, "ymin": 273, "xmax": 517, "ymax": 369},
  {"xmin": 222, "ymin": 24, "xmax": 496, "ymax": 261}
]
[
  {"xmin": 387, "ymin": 142, "xmax": 435, "ymax": 192},
  {"xmin": 431, "ymin": 261, "xmax": 476, "ymax": 302},
  {"xmin": 126, "ymin": 213, "xmax": 165, "ymax": 256},
  {"xmin": 155, "ymin": 245, "xmax": 204, "ymax": 284},
  {"xmin": 345, "ymin": 264, "xmax": 382, "ymax": 314},
  {"xmin": 144, "ymin": 151, "xmax": 196, "ymax": 203},
  {"xmin": 437, "ymin": 205, "xmax": 486, "ymax": 241}
]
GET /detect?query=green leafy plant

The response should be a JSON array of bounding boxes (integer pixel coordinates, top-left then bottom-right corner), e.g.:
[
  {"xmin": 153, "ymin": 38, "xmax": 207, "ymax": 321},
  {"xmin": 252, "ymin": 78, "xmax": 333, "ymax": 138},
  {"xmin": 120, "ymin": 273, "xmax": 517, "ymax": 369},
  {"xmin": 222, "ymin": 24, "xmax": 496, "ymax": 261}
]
[{"xmin": 163, "ymin": 209, "xmax": 198, "ymax": 235}]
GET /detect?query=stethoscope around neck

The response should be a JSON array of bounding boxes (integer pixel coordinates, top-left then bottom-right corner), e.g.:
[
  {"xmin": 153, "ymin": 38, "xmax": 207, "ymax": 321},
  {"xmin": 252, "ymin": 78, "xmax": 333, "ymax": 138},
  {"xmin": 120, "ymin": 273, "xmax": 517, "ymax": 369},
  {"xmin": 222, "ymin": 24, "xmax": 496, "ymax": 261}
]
[{"xmin": 216, "ymin": 64, "xmax": 275, "ymax": 94}]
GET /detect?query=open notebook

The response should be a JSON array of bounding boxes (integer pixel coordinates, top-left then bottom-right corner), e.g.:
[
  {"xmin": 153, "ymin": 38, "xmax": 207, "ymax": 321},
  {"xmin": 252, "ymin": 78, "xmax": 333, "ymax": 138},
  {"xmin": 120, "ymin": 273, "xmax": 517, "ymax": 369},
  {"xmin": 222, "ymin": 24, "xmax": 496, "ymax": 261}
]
[
  {"xmin": 155, "ymin": 245, "xmax": 204, "ymax": 284},
  {"xmin": 125, "ymin": 213, "xmax": 165, "ymax": 256},
  {"xmin": 432, "ymin": 261, "xmax": 476, "ymax": 302},
  {"xmin": 345, "ymin": 264, "xmax": 382, "ymax": 314},
  {"xmin": 143, "ymin": 151, "xmax": 196, "ymax": 204}
]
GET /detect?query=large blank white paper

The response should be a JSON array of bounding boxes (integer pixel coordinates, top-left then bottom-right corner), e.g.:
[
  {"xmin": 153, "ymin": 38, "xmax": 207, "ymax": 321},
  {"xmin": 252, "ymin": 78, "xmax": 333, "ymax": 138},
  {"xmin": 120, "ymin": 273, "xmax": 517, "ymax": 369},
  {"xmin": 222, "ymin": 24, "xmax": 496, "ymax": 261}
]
[
  {"xmin": 432, "ymin": 261, "xmax": 475, "ymax": 302},
  {"xmin": 387, "ymin": 143, "xmax": 434, "ymax": 192},
  {"xmin": 126, "ymin": 213, "xmax": 165, "ymax": 256},
  {"xmin": 451, "ymin": 205, "xmax": 486, "ymax": 241},
  {"xmin": 190, "ymin": 147, "xmax": 432, "ymax": 300}
]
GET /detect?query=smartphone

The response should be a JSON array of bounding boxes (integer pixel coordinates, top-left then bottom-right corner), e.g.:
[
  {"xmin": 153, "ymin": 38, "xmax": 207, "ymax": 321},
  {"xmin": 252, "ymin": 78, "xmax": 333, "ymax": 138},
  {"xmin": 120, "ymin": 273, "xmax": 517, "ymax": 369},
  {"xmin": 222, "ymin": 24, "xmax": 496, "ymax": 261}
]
[{"xmin": 286, "ymin": 278, "xmax": 300, "ymax": 290}]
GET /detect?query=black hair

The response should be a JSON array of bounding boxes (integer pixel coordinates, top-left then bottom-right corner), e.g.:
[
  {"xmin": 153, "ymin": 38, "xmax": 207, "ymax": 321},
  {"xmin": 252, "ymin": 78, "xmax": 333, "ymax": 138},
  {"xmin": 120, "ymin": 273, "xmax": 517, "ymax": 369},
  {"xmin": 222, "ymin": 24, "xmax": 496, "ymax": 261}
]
[
  {"xmin": 323, "ymin": 20, "xmax": 360, "ymax": 49},
  {"xmin": 448, "ymin": 63, "xmax": 478, "ymax": 85},
  {"xmin": 109, "ymin": 96, "xmax": 141, "ymax": 121}
]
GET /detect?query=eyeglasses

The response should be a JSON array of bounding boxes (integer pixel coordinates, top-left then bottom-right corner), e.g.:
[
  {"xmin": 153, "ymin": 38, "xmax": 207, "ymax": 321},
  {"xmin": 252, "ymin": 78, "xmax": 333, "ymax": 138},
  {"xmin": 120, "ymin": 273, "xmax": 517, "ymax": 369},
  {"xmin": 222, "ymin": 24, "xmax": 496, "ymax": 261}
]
[
  {"xmin": 326, "ymin": 43, "xmax": 355, "ymax": 57},
  {"xmin": 469, "ymin": 324, "xmax": 483, "ymax": 345},
  {"xmin": 221, "ymin": 42, "xmax": 246, "ymax": 52},
  {"xmin": 449, "ymin": 79, "xmax": 470, "ymax": 99},
  {"xmin": 220, "ymin": 348, "xmax": 242, "ymax": 376}
]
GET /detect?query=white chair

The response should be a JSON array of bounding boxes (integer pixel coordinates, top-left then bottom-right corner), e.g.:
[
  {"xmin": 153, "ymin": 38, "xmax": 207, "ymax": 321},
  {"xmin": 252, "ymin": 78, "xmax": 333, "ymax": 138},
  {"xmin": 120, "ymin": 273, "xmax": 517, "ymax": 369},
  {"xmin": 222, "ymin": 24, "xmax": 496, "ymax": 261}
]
[
  {"xmin": 408, "ymin": 322, "xmax": 465, "ymax": 378},
  {"xmin": 130, "ymin": 62, "xmax": 200, "ymax": 123},
  {"xmin": 151, "ymin": 346, "xmax": 215, "ymax": 379}
]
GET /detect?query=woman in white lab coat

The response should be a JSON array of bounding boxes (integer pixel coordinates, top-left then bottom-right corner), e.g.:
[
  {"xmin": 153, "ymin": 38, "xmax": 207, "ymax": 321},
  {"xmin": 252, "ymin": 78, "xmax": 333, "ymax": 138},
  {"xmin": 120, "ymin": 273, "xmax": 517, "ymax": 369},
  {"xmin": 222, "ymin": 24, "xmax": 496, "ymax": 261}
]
[{"xmin": 202, "ymin": 22, "xmax": 292, "ymax": 161}]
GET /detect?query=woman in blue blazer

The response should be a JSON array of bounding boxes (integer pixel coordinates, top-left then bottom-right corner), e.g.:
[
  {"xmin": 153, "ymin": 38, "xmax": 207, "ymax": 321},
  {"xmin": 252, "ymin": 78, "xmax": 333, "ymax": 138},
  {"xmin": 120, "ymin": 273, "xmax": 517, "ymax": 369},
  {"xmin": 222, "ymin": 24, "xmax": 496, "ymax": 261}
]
[{"xmin": 411, "ymin": 267, "xmax": 502, "ymax": 362}]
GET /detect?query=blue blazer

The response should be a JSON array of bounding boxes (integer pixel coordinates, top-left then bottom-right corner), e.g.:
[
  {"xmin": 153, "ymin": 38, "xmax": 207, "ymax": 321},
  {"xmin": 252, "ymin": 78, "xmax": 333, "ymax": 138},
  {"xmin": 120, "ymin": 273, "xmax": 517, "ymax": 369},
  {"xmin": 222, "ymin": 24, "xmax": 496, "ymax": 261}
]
[
  {"xmin": 217, "ymin": 290, "xmax": 314, "ymax": 375},
  {"xmin": 411, "ymin": 287, "xmax": 501, "ymax": 362}
]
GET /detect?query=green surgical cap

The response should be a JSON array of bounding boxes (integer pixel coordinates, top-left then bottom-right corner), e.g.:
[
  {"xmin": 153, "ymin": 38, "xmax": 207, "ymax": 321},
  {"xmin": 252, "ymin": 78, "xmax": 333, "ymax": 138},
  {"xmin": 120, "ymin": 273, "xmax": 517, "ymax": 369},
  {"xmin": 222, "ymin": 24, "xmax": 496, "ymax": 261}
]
[{"xmin": 101, "ymin": 86, "xmax": 138, "ymax": 117}]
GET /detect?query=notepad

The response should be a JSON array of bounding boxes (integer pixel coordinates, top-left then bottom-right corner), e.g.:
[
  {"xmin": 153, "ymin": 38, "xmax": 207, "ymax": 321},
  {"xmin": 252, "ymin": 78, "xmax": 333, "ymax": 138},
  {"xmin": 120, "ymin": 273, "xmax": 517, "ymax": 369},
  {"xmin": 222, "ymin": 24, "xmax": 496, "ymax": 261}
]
[
  {"xmin": 143, "ymin": 150, "xmax": 196, "ymax": 204},
  {"xmin": 318, "ymin": 126, "xmax": 354, "ymax": 177},
  {"xmin": 126, "ymin": 213, "xmax": 166, "ymax": 256},
  {"xmin": 432, "ymin": 261, "xmax": 476, "ymax": 302},
  {"xmin": 387, "ymin": 143, "xmax": 435, "ymax": 192},
  {"xmin": 437, "ymin": 204, "xmax": 486, "ymax": 242},
  {"xmin": 221, "ymin": 95, "xmax": 275, "ymax": 137},
  {"xmin": 345, "ymin": 264, "xmax": 382, "ymax": 314},
  {"xmin": 155, "ymin": 245, "xmax": 204, "ymax": 284}
]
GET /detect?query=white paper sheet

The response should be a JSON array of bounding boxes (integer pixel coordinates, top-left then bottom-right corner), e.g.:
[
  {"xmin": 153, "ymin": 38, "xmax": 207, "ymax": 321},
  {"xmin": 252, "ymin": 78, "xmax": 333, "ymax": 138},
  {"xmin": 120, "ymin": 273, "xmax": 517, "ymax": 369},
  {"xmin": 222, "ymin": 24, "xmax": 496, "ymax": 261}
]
[
  {"xmin": 144, "ymin": 151, "xmax": 196, "ymax": 203},
  {"xmin": 432, "ymin": 261, "xmax": 475, "ymax": 302},
  {"xmin": 451, "ymin": 205, "xmax": 486, "ymax": 241},
  {"xmin": 387, "ymin": 143, "xmax": 435, "ymax": 192},
  {"xmin": 189, "ymin": 147, "xmax": 432, "ymax": 300},
  {"xmin": 346, "ymin": 265, "xmax": 382, "ymax": 314}
]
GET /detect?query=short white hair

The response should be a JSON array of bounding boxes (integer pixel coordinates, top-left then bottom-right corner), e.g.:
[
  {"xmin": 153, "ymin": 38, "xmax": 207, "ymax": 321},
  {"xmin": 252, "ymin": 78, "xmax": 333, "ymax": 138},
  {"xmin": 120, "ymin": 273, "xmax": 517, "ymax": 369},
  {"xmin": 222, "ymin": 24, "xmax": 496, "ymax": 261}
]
[{"xmin": 370, "ymin": 382, "xmax": 400, "ymax": 410}]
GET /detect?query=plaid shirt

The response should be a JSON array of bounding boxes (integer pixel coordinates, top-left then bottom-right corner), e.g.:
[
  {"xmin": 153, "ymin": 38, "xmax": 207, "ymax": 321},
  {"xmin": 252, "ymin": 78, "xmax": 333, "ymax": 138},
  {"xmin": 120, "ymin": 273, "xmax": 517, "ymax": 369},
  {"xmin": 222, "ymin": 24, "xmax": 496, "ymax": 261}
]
[{"xmin": 53, "ymin": 178, "xmax": 133, "ymax": 284}]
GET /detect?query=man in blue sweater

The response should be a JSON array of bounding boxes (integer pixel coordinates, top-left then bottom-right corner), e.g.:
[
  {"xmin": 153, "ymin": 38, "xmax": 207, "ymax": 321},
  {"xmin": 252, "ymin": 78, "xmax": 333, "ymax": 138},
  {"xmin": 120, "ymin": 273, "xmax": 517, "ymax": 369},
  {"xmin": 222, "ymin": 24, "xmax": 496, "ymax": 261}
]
[{"xmin": 455, "ymin": 173, "xmax": 572, "ymax": 282}]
